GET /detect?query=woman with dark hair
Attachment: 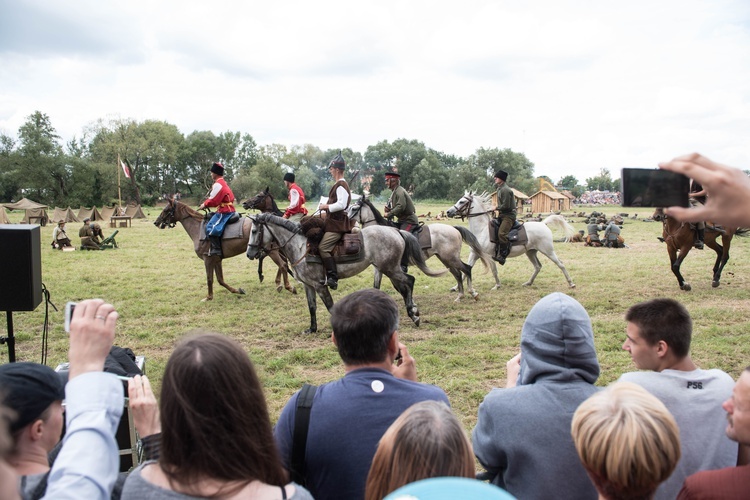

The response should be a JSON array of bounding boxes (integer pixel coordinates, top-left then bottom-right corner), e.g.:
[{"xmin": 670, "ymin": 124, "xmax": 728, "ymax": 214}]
[
  {"xmin": 365, "ymin": 400, "xmax": 476, "ymax": 500},
  {"xmin": 121, "ymin": 332, "xmax": 313, "ymax": 499}
]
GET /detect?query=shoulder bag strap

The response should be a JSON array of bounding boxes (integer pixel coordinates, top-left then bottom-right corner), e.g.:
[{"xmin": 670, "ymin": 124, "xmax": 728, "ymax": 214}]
[{"xmin": 290, "ymin": 383, "xmax": 317, "ymax": 486}]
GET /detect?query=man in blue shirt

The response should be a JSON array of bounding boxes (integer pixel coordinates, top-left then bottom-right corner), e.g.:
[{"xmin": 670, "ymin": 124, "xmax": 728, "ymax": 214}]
[{"xmin": 274, "ymin": 289, "xmax": 450, "ymax": 500}]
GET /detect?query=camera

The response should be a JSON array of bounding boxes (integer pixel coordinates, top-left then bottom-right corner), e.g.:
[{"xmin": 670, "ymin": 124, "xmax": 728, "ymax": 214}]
[
  {"xmin": 621, "ymin": 168, "xmax": 690, "ymax": 208},
  {"xmin": 64, "ymin": 301, "xmax": 77, "ymax": 333}
]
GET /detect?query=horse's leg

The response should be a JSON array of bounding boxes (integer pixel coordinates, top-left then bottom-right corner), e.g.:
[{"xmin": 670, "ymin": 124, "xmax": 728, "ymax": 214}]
[
  {"xmin": 541, "ymin": 250, "xmax": 576, "ymax": 288},
  {"xmin": 708, "ymin": 235, "xmax": 729, "ymax": 288},
  {"xmin": 203, "ymin": 259, "xmax": 214, "ymax": 302},
  {"xmin": 303, "ymin": 284, "xmax": 318, "ymax": 334},
  {"xmin": 257, "ymin": 255, "xmax": 265, "ymax": 283},
  {"xmin": 213, "ymin": 258, "xmax": 246, "ymax": 296},
  {"xmin": 670, "ymin": 245, "xmax": 691, "ymax": 291},
  {"xmin": 460, "ymin": 261, "xmax": 479, "ymax": 300},
  {"xmin": 387, "ymin": 271, "xmax": 420, "ymax": 327},
  {"xmin": 373, "ymin": 268, "xmax": 383, "ymax": 289},
  {"xmin": 522, "ymin": 250, "xmax": 543, "ymax": 286},
  {"xmin": 269, "ymin": 248, "xmax": 296, "ymax": 294}
]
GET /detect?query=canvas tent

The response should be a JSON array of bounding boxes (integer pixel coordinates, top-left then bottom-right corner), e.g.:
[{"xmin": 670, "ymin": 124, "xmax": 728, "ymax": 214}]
[
  {"xmin": 51, "ymin": 207, "xmax": 80, "ymax": 223},
  {"xmin": 0, "ymin": 206, "xmax": 11, "ymax": 224},
  {"xmin": 77, "ymin": 206, "xmax": 103, "ymax": 221},
  {"xmin": 125, "ymin": 204, "xmax": 146, "ymax": 219},
  {"xmin": 4, "ymin": 198, "xmax": 49, "ymax": 226},
  {"xmin": 100, "ymin": 205, "xmax": 116, "ymax": 221}
]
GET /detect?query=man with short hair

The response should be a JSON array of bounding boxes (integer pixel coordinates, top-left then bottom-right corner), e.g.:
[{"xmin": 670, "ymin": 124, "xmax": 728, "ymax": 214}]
[
  {"xmin": 493, "ymin": 170, "xmax": 515, "ymax": 264},
  {"xmin": 282, "ymin": 172, "xmax": 308, "ymax": 222},
  {"xmin": 619, "ymin": 298, "xmax": 737, "ymax": 500},
  {"xmin": 317, "ymin": 151, "xmax": 351, "ymax": 289},
  {"xmin": 678, "ymin": 367, "xmax": 750, "ymax": 499},
  {"xmin": 198, "ymin": 162, "xmax": 236, "ymax": 257},
  {"xmin": 384, "ymin": 170, "xmax": 419, "ymax": 273},
  {"xmin": 273, "ymin": 288, "xmax": 450, "ymax": 500},
  {"xmin": 79, "ymin": 218, "xmax": 100, "ymax": 250}
]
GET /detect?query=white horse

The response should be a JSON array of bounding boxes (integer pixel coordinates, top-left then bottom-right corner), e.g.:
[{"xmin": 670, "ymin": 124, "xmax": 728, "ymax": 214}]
[
  {"xmin": 348, "ymin": 196, "xmax": 492, "ymax": 302},
  {"xmin": 446, "ymin": 192, "xmax": 576, "ymax": 289}
]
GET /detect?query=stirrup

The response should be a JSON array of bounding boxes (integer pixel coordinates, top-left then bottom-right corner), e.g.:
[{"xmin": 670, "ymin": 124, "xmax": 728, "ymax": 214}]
[{"xmin": 694, "ymin": 241, "xmax": 704, "ymax": 250}]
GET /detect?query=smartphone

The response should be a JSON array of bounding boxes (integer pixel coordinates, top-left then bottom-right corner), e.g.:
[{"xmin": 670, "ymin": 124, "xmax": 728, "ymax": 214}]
[
  {"xmin": 621, "ymin": 168, "xmax": 690, "ymax": 208},
  {"xmin": 64, "ymin": 302, "xmax": 77, "ymax": 333}
]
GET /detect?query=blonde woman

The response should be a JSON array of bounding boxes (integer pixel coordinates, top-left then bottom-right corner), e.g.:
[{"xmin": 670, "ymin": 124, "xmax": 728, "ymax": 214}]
[
  {"xmin": 365, "ymin": 401, "xmax": 475, "ymax": 500},
  {"xmin": 571, "ymin": 382, "xmax": 681, "ymax": 500}
]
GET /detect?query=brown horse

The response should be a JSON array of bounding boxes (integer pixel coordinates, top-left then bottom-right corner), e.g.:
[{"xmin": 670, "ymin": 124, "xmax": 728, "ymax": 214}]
[
  {"xmin": 154, "ymin": 199, "xmax": 253, "ymax": 301},
  {"xmin": 653, "ymin": 207, "xmax": 749, "ymax": 291},
  {"xmin": 241, "ymin": 188, "xmax": 297, "ymax": 294}
]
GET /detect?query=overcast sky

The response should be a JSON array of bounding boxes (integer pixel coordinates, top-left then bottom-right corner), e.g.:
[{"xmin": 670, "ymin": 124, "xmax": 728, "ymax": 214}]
[{"xmin": 1, "ymin": 0, "xmax": 748, "ymax": 182}]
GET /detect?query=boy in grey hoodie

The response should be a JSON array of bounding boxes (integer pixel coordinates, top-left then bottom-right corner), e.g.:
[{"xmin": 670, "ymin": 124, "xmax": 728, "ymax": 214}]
[{"xmin": 472, "ymin": 292, "xmax": 600, "ymax": 500}]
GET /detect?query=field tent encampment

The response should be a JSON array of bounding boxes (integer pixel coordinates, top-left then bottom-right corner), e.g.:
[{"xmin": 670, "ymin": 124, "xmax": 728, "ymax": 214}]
[
  {"xmin": 4, "ymin": 198, "xmax": 49, "ymax": 225},
  {"xmin": 51, "ymin": 207, "xmax": 80, "ymax": 223},
  {"xmin": 0, "ymin": 205, "xmax": 11, "ymax": 224},
  {"xmin": 125, "ymin": 204, "xmax": 146, "ymax": 219},
  {"xmin": 77, "ymin": 206, "xmax": 103, "ymax": 221},
  {"xmin": 100, "ymin": 205, "xmax": 116, "ymax": 221}
]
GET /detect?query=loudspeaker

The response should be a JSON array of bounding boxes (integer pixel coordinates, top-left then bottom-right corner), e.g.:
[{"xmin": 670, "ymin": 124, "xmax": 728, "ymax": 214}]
[{"xmin": 0, "ymin": 224, "xmax": 43, "ymax": 311}]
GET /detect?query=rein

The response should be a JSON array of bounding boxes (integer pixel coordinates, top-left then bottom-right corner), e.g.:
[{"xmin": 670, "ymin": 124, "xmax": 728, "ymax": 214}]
[
  {"xmin": 453, "ymin": 195, "xmax": 493, "ymax": 221},
  {"xmin": 658, "ymin": 212, "xmax": 689, "ymax": 244},
  {"xmin": 252, "ymin": 220, "xmax": 305, "ymax": 267}
]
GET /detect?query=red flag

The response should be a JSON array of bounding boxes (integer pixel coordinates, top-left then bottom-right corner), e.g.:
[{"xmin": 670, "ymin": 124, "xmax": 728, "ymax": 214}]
[{"xmin": 120, "ymin": 157, "xmax": 131, "ymax": 179}]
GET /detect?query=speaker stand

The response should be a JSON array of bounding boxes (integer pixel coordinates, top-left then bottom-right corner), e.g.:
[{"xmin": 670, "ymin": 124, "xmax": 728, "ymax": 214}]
[{"xmin": 0, "ymin": 311, "xmax": 16, "ymax": 362}]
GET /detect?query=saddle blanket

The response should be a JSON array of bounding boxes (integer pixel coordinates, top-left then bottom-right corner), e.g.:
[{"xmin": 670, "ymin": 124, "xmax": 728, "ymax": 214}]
[
  {"xmin": 306, "ymin": 232, "xmax": 364, "ymax": 265},
  {"xmin": 489, "ymin": 220, "xmax": 528, "ymax": 246},
  {"xmin": 199, "ymin": 217, "xmax": 247, "ymax": 241},
  {"xmin": 417, "ymin": 226, "xmax": 432, "ymax": 250}
]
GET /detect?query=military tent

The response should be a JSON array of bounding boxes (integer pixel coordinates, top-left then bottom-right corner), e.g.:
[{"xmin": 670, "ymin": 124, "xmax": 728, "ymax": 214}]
[
  {"xmin": 125, "ymin": 204, "xmax": 146, "ymax": 219},
  {"xmin": 0, "ymin": 206, "xmax": 11, "ymax": 224},
  {"xmin": 4, "ymin": 198, "xmax": 49, "ymax": 226},
  {"xmin": 100, "ymin": 205, "xmax": 116, "ymax": 221},
  {"xmin": 77, "ymin": 206, "xmax": 103, "ymax": 221},
  {"xmin": 51, "ymin": 207, "xmax": 80, "ymax": 223}
]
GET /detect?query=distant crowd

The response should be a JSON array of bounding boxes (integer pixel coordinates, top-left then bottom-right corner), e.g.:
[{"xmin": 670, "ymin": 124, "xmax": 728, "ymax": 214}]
[{"xmin": 575, "ymin": 190, "xmax": 621, "ymax": 205}]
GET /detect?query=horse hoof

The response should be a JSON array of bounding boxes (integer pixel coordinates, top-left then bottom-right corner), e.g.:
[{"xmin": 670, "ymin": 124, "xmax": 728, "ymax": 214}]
[
  {"xmin": 449, "ymin": 286, "xmax": 458, "ymax": 293},
  {"xmin": 412, "ymin": 316, "xmax": 421, "ymax": 327},
  {"xmin": 290, "ymin": 287, "xmax": 297, "ymax": 295},
  {"xmin": 712, "ymin": 281, "xmax": 720, "ymax": 288},
  {"xmin": 522, "ymin": 281, "xmax": 532, "ymax": 287},
  {"xmin": 238, "ymin": 288, "xmax": 246, "ymax": 295},
  {"xmin": 201, "ymin": 297, "xmax": 213, "ymax": 302},
  {"xmin": 454, "ymin": 296, "xmax": 462, "ymax": 303},
  {"xmin": 259, "ymin": 275, "xmax": 264, "ymax": 283},
  {"xmin": 276, "ymin": 285, "xmax": 283, "ymax": 293},
  {"xmin": 680, "ymin": 283, "xmax": 692, "ymax": 291},
  {"xmin": 472, "ymin": 292, "xmax": 479, "ymax": 301},
  {"xmin": 302, "ymin": 328, "xmax": 316, "ymax": 335},
  {"xmin": 569, "ymin": 283, "xmax": 576, "ymax": 288}
]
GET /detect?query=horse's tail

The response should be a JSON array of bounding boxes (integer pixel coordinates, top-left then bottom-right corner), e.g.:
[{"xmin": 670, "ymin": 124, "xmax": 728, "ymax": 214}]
[
  {"xmin": 454, "ymin": 225, "xmax": 492, "ymax": 271},
  {"xmin": 735, "ymin": 227, "xmax": 750, "ymax": 238},
  {"xmin": 542, "ymin": 214, "xmax": 577, "ymax": 242},
  {"xmin": 400, "ymin": 231, "xmax": 448, "ymax": 277}
]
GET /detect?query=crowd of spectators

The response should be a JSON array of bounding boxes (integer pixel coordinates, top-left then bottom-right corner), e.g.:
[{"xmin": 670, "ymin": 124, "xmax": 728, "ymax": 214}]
[
  {"xmin": 2, "ymin": 153, "xmax": 750, "ymax": 499},
  {"xmin": 575, "ymin": 190, "xmax": 621, "ymax": 205}
]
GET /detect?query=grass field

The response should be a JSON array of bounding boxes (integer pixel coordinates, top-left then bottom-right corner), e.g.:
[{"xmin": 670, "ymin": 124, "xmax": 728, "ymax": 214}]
[{"xmin": 3, "ymin": 202, "xmax": 750, "ymax": 434}]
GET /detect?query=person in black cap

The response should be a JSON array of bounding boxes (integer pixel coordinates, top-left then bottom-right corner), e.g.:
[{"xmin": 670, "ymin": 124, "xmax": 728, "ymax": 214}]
[
  {"xmin": 78, "ymin": 217, "xmax": 100, "ymax": 250},
  {"xmin": 384, "ymin": 170, "xmax": 419, "ymax": 273},
  {"xmin": 493, "ymin": 170, "xmax": 516, "ymax": 264},
  {"xmin": 282, "ymin": 172, "xmax": 308, "ymax": 222},
  {"xmin": 198, "ymin": 162, "xmax": 236, "ymax": 257},
  {"xmin": 318, "ymin": 151, "xmax": 351, "ymax": 289}
]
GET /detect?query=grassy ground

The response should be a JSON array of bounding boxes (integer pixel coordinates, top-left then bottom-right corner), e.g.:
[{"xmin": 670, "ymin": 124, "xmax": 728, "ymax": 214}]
[{"xmin": 3, "ymin": 202, "xmax": 750, "ymax": 434}]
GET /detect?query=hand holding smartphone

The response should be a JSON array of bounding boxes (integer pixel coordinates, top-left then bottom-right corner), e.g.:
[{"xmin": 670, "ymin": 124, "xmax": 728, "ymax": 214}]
[
  {"xmin": 621, "ymin": 168, "xmax": 690, "ymax": 208},
  {"xmin": 64, "ymin": 301, "xmax": 77, "ymax": 333}
]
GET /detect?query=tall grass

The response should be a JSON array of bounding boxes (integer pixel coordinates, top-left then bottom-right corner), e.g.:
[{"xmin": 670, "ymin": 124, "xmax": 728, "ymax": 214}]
[{"xmin": 3, "ymin": 204, "xmax": 749, "ymax": 431}]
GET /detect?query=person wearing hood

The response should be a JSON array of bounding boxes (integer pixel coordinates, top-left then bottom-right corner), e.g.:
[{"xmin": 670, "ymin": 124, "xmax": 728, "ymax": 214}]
[{"xmin": 472, "ymin": 292, "xmax": 600, "ymax": 500}]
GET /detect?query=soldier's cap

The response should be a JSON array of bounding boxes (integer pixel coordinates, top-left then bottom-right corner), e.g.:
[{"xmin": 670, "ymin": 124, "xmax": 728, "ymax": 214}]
[
  {"xmin": 0, "ymin": 362, "xmax": 66, "ymax": 433},
  {"xmin": 210, "ymin": 162, "xmax": 225, "ymax": 176},
  {"xmin": 494, "ymin": 170, "xmax": 508, "ymax": 181},
  {"xmin": 329, "ymin": 151, "xmax": 346, "ymax": 170}
]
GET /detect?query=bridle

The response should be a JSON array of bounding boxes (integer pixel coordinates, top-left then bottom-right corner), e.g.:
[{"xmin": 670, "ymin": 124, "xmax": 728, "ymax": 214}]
[
  {"xmin": 349, "ymin": 200, "xmax": 376, "ymax": 226},
  {"xmin": 248, "ymin": 217, "xmax": 300, "ymax": 260},
  {"xmin": 450, "ymin": 194, "xmax": 493, "ymax": 221},
  {"xmin": 653, "ymin": 208, "xmax": 687, "ymax": 244},
  {"xmin": 155, "ymin": 201, "xmax": 204, "ymax": 229}
]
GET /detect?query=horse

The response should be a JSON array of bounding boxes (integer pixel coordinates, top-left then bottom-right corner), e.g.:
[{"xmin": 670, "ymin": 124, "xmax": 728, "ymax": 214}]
[
  {"xmin": 246, "ymin": 212, "xmax": 447, "ymax": 334},
  {"xmin": 154, "ymin": 199, "xmax": 253, "ymax": 301},
  {"xmin": 348, "ymin": 196, "xmax": 492, "ymax": 302},
  {"xmin": 242, "ymin": 188, "xmax": 297, "ymax": 294},
  {"xmin": 652, "ymin": 207, "xmax": 749, "ymax": 291},
  {"xmin": 446, "ymin": 191, "xmax": 577, "ymax": 289}
]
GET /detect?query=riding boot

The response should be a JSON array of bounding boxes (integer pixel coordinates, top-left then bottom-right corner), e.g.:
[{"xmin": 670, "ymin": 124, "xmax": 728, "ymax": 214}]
[
  {"xmin": 321, "ymin": 257, "xmax": 338, "ymax": 290},
  {"xmin": 694, "ymin": 229, "xmax": 705, "ymax": 250},
  {"xmin": 207, "ymin": 236, "xmax": 223, "ymax": 257}
]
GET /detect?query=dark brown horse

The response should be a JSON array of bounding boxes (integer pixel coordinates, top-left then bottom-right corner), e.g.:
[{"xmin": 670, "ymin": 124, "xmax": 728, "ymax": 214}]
[
  {"xmin": 154, "ymin": 200, "xmax": 252, "ymax": 301},
  {"xmin": 653, "ymin": 207, "xmax": 749, "ymax": 291},
  {"xmin": 241, "ymin": 188, "xmax": 297, "ymax": 294}
]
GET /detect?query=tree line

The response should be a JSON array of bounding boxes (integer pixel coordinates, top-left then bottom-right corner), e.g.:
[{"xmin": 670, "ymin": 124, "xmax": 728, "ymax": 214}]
[{"xmin": 0, "ymin": 111, "xmax": 620, "ymax": 208}]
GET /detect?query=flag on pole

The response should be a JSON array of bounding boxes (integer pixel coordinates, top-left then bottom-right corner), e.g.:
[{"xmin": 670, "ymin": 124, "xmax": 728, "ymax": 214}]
[{"xmin": 120, "ymin": 156, "xmax": 131, "ymax": 179}]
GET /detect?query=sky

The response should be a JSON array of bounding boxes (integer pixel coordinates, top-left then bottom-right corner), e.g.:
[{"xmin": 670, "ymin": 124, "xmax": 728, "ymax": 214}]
[{"xmin": 1, "ymin": 0, "xmax": 749, "ymax": 183}]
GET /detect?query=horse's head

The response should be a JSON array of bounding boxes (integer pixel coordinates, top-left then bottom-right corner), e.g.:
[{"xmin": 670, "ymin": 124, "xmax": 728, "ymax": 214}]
[
  {"xmin": 652, "ymin": 207, "xmax": 666, "ymax": 221},
  {"xmin": 246, "ymin": 215, "xmax": 264, "ymax": 260},
  {"xmin": 447, "ymin": 192, "xmax": 473, "ymax": 218},
  {"xmin": 154, "ymin": 199, "xmax": 178, "ymax": 229},
  {"xmin": 242, "ymin": 188, "xmax": 282, "ymax": 215}
]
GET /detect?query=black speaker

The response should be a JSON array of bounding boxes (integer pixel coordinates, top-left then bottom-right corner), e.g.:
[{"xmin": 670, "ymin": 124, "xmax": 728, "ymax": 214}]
[{"xmin": 0, "ymin": 224, "xmax": 43, "ymax": 311}]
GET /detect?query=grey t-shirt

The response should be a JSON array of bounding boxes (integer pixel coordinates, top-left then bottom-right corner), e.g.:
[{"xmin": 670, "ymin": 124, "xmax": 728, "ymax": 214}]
[{"xmin": 121, "ymin": 462, "xmax": 314, "ymax": 500}]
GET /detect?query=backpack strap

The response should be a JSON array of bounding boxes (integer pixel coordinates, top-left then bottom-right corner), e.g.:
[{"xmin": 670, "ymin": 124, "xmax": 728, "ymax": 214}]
[{"xmin": 290, "ymin": 383, "xmax": 317, "ymax": 486}]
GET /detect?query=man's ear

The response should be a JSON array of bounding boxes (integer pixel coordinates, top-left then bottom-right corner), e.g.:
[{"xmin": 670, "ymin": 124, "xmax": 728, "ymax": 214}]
[
  {"xmin": 656, "ymin": 340, "xmax": 669, "ymax": 358},
  {"xmin": 387, "ymin": 331, "xmax": 399, "ymax": 355},
  {"xmin": 29, "ymin": 419, "xmax": 44, "ymax": 441},
  {"xmin": 331, "ymin": 331, "xmax": 338, "ymax": 347}
]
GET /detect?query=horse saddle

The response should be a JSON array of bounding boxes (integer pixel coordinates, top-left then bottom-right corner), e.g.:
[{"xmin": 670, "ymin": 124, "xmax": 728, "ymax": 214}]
[
  {"xmin": 489, "ymin": 220, "xmax": 528, "ymax": 246},
  {"xmin": 199, "ymin": 216, "xmax": 246, "ymax": 241},
  {"xmin": 416, "ymin": 225, "xmax": 432, "ymax": 250},
  {"xmin": 306, "ymin": 232, "xmax": 365, "ymax": 265}
]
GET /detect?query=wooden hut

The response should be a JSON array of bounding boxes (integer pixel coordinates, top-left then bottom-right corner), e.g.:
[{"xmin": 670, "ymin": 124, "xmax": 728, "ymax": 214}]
[{"xmin": 530, "ymin": 190, "xmax": 570, "ymax": 214}]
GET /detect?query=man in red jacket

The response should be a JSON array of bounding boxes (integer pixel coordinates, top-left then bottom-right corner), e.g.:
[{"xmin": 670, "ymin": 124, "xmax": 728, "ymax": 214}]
[
  {"xmin": 283, "ymin": 172, "xmax": 308, "ymax": 222},
  {"xmin": 198, "ymin": 162, "xmax": 236, "ymax": 257}
]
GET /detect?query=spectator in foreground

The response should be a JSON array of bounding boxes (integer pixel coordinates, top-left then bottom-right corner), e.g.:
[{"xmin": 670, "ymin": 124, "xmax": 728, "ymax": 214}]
[
  {"xmin": 273, "ymin": 288, "xmax": 450, "ymax": 500},
  {"xmin": 618, "ymin": 298, "xmax": 737, "ymax": 500},
  {"xmin": 472, "ymin": 292, "xmax": 600, "ymax": 500},
  {"xmin": 1, "ymin": 404, "xmax": 21, "ymax": 500},
  {"xmin": 659, "ymin": 153, "xmax": 750, "ymax": 228},
  {"xmin": 121, "ymin": 332, "xmax": 313, "ymax": 499},
  {"xmin": 572, "ymin": 382, "xmax": 681, "ymax": 500},
  {"xmin": 365, "ymin": 400, "xmax": 475, "ymax": 500},
  {"xmin": 678, "ymin": 366, "xmax": 750, "ymax": 499}
]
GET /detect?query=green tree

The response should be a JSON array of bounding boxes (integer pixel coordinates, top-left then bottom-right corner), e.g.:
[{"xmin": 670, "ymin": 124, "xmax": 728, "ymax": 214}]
[
  {"xmin": 586, "ymin": 168, "xmax": 615, "ymax": 191},
  {"xmin": 559, "ymin": 175, "xmax": 578, "ymax": 190},
  {"xmin": 0, "ymin": 133, "xmax": 21, "ymax": 202},
  {"xmin": 412, "ymin": 155, "xmax": 450, "ymax": 199},
  {"xmin": 16, "ymin": 111, "xmax": 68, "ymax": 204}
]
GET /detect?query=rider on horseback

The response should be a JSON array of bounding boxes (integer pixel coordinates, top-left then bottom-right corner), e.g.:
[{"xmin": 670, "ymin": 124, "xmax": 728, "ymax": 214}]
[
  {"xmin": 493, "ymin": 170, "xmax": 516, "ymax": 265},
  {"xmin": 384, "ymin": 170, "xmax": 419, "ymax": 273},
  {"xmin": 689, "ymin": 179, "xmax": 707, "ymax": 250},
  {"xmin": 199, "ymin": 162, "xmax": 236, "ymax": 257},
  {"xmin": 318, "ymin": 152, "xmax": 351, "ymax": 290}
]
